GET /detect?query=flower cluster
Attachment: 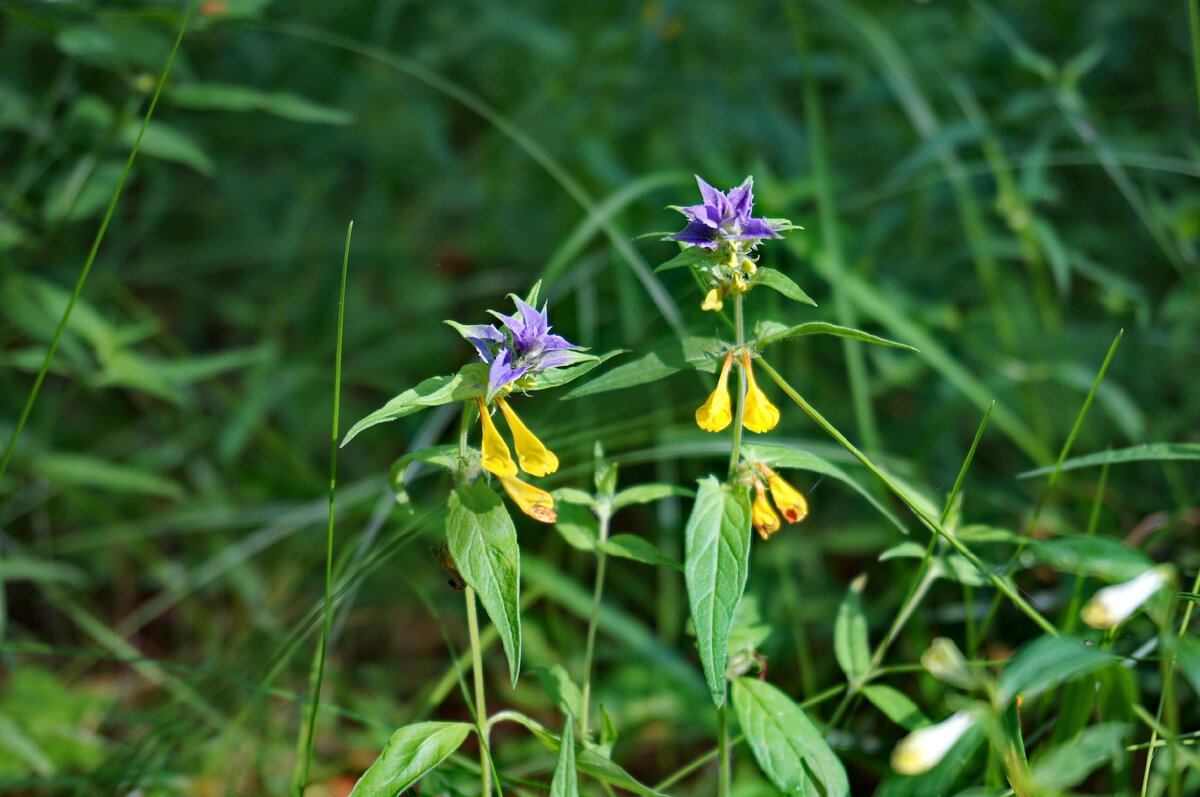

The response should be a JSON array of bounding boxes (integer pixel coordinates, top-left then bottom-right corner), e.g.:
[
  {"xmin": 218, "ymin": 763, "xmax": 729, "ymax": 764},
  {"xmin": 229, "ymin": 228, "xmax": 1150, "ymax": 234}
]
[
  {"xmin": 749, "ymin": 462, "xmax": 808, "ymax": 540},
  {"xmin": 666, "ymin": 176, "xmax": 785, "ymax": 311},
  {"xmin": 455, "ymin": 296, "xmax": 583, "ymax": 401},
  {"xmin": 453, "ymin": 295, "xmax": 583, "ymax": 523},
  {"xmin": 696, "ymin": 351, "xmax": 780, "ymax": 435}
]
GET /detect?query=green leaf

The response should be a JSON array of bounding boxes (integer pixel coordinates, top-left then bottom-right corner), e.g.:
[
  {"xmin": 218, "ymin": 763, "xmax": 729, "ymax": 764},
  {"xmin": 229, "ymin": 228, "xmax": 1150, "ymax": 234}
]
[
  {"xmin": 549, "ymin": 717, "xmax": 579, "ymax": 797},
  {"xmin": 389, "ymin": 445, "xmax": 459, "ymax": 507},
  {"xmin": 1019, "ymin": 443, "xmax": 1200, "ymax": 478},
  {"xmin": 684, "ymin": 476, "xmax": 752, "ymax": 707},
  {"xmin": 170, "ymin": 84, "xmax": 354, "ymax": 124},
  {"xmin": 601, "ymin": 534, "xmax": 683, "ymax": 571},
  {"xmin": 43, "ymin": 159, "xmax": 126, "ymax": 223},
  {"xmin": 731, "ymin": 677, "xmax": 850, "ymax": 797},
  {"xmin": 1030, "ymin": 723, "xmax": 1128, "ymax": 792},
  {"xmin": 535, "ymin": 665, "xmax": 584, "ymax": 719},
  {"xmin": 740, "ymin": 443, "xmax": 909, "ymax": 534},
  {"xmin": 997, "ymin": 636, "xmax": 1114, "ymax": 705},
  {"xmin": 749, "ymin": 266, "xmax": 817, "ymax": 306},
  {"xmin": 862, "ymin": 685, "xmax": 929, "ymax": 731},
  {"xmin": 552, "ymin": 487, "xmax": 596, "ymax": 507},
  {"xmin": 342, "ymin": 364, "xmax": 487, "ymax": 446},
  {"xmin": 521, "ymin": 350, "xmax": 620, "ymax": 393},
  {"xmin": 1026, "ymin": 536, "xmax": 1153, "ymax": 581},
  {"xmin": 553, "ymin": 502, "xmax": 600, "ymax": 551},
  {"xmin": 1176, "ymin": 636, "xmax": 1200, "ymax": 701},
  {"xmin": 834, "ymin": 578, "xmax": 870, "ymax": 682},
  {"xmin": 653, "ymin": 246, "xmax": 717, "ymax": 273},
  {"xmin": 120, "ymin": 121, "xmax": 213, "ymax": 175},
  {"xmin": 0, "ymin": 558, "xmax": 87, "ymax": 587},
  {"xmin": 755, "ymin": 320, "xmax": 917, "ymax": 352},
  {"xmin": 34, "ymin": 454, "xmax": 184, "ymax": 500},
  {"xmin": 446, "ymin": 483, "xmax": 522, "ymax": 686},
  {"xmin": 611, "ymin": 483, "xmax": 694, "ymax": 511},
  {"xmin": 347, "ymin": 721, "xmax": 472, "ymax": 797},
  {"xmin": 562, "ymin": 337, "xmax": 725, "ymax": 400}
]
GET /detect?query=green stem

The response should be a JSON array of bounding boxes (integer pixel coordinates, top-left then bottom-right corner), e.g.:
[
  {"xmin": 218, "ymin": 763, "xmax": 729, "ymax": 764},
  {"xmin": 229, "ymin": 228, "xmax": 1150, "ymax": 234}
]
[
  {"xmin": 579, "ymin": 506, "xmax": 611, "ymax": 740},
  {"xmin": 717, "ymin": 692, "xmax": 730, "ymax": 797},
  {"xmin": 465, "ymin": 587, "xmax": 492, "ymax": 796},
  {"xmin": 758, "ymin": 359, "xmax": 1058, "ymax": 637},
  {"xmin": 293, "ymin": 222, "xmax": 352, "ymax": 794},
  {"xmin": 0, "ymin": 0, "xmax": 201, "ymax": 482},
  {"xmin": 1064, "ymin": 459, "xmax": 1111, "ymax": 633},
  {"xmin": 727, "ymin": 293, "xmax": 747, "ymax": 479}
]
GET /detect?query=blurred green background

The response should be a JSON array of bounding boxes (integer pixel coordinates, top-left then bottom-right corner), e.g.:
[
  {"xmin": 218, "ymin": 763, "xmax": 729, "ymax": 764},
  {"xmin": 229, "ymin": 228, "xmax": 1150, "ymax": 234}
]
[{"xmin": 1, "ymin": 0, "xmax": 1197, "ymax": 794}]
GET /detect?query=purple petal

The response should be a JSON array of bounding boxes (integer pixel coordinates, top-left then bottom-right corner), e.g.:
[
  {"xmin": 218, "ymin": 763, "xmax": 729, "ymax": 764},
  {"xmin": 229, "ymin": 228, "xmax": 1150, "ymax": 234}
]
[
  {"xmin": 728, "ymin": 176, "xmax": 755, "ymax": 219},
  {"xmin": 539, "ymin": 332, "xmax": 576, "ymax": 351},
  {"xmin": 732, "ymin": 218, "xmax": 782, "ymax": 239},
  {"xmin": 695, "ymin": 175, "xmax": 723, "ymax": 209},
  {"xmin": 487, "ymin": 350, "xmax": 528, "ymax": 395},
  {"xmin": 453, "ymin": 323, "xmax": 504, "ymax": 361},
  {"xmin": 668, "ymin": 221, "xmax": 719, "ymax": 248},
  {"xmin": 536, "ymin": 349, "xmax": 583, "ymax": 369},
  {"xmin": 680, "ymin": 202, "xmax": 720, "ymax": 228}
]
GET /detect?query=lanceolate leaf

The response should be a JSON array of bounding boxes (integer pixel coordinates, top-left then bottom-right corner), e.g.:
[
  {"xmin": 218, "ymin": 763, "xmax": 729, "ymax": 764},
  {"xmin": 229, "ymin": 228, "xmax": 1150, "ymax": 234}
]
[
  {"xmin": 601, "ymin": 534, "xmax": 683, "ymax": 571},
  {"xmin": 755, "ymin": 320, "xmax": 917, "ymax": 352},
  {"xmin": 1019, "ymin": 442, "xmax": 1200, "ymax": 478},
  {"xmin": 1029, "ymin": 723, "xmax": 1128, "ymax": 792},
  {"xmin": 834, "ymin": 579, "xmax": 870, "ymax": 682},
  {"xmin": 347, "ymin": 721, "xmax": 472, "ymax": 797},
  {"xmin": 549, "ymin": 717, "xmax": 579, "ymax": 797},
  {"xmin": 862, "ymin": 684, "xmax": 929, "ymax": 731},
  {"xmin": 684, "ymin": 476, "xmax": 752, "ymax": 707},
  {"xmin": 446, "ymin": 483, "xmax": 522, "ymax": 686},
  {"xmin": 562, "ymin": 337, "xmax": 725, "ymax": 400},
  {"xmin": 997, "ymin": 636, "xmax": 1114, "ymax": 705},
  {"xmin": 749, "ymin": 266, "xmax": 817, "ymax": 306},
  {"xmin": 1025, "ymin": 536, "xmax": 1153, "ymax": 581},
  {"xmin": 342, "ymin": 364, "xmax": 487, "ymax": 446},
  {"xmin": 731, "ymin": 677, "xmax": 850, "ymax": 797}
]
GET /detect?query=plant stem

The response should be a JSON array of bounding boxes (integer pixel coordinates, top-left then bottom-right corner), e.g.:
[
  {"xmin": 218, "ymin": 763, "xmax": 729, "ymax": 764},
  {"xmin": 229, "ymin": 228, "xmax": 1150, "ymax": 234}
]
[
  {"xmin": 465, "ymin": 586, "xmax": 492, "ymax": 796},
  {"xmin": 579, "ymin": 506, "xmax": 612, "ymax": 740},
  {"xmin": 727, "ymin": 293, "xmax": 747, "ymax": 479},
  {"xmin": 758, "ymin": 359, "xmax": 1058, "ymax": 637},
  {"xmin": 717, "ymin": 692, "xmax": 730, "ymax": 797}
]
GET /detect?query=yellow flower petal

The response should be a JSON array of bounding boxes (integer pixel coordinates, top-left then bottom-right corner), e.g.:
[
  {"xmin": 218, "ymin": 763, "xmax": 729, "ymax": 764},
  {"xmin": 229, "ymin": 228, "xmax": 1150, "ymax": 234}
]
[
  {"xmin": 496, "ymin": 397, "xmax": 558, "ymax": 477},
  {"xmin": 752, "ymin": 482, "xmax": 781, "ymax": 540},
  {"xmin": 701, "ymin": 288, "xmax": 724, "ymax": 312},
  {"xmin": 696, "ymin": 351, "xmax": 734, "ymax": 432},
  {"xmin": 476, "ymin": 397, "xmax": 517, "ymax": 477},
  {"xmin": 497, "ymin": 473, "xmax": 556, "ymax": 523},
  {"xmin": 741, "ymin": 352, "xmax": 779, "ymax": 433}
]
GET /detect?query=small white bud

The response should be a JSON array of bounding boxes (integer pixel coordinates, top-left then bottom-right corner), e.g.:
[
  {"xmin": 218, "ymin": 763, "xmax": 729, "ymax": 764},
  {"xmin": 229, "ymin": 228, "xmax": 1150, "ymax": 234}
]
[
  {"xmin": 1081, "ymin": 566, "xmax": 1171, "ymax": 630},
  {"xmin": 921, "ymin": 637, "xmax": 976, "ymax": 689},
  {"xmin": 890, "ymin": 711, "xmax": 974, "ymax": 775}
]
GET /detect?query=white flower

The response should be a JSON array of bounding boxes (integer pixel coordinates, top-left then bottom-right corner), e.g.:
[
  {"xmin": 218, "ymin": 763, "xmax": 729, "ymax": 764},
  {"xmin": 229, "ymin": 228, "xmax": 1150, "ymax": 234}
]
[
  {"xmin": 891, "ymin": 711, "xmax": 974, "ymax": 775},
  {"xmin": 1081, "ymin": 565, "xmax": 1172, "ymax": 630}
]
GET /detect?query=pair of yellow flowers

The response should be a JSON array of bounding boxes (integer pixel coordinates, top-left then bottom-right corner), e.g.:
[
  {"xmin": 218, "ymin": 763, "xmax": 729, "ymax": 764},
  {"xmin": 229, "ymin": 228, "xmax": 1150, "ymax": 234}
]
[
  {"xmin": 695, "ymin": 350, "xmax": 779, "ymax": 434},
  {"xmin": 476, "ymin": 396, "xmax": 558, "ymax": 522}
]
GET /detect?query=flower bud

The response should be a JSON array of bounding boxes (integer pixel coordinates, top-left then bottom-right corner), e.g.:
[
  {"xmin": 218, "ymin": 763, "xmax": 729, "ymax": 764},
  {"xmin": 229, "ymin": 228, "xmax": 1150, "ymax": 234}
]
[
  {"xmin": 1081, "ymin": 565, "xmax": 1171, "ymax": 630},
  {"xmin": 921, "ymin": 637, "xmax": 977, "ymax": 690},
  {"xmin": 891, "ymin": 711, "xmax": 974, "ymax": 775}
]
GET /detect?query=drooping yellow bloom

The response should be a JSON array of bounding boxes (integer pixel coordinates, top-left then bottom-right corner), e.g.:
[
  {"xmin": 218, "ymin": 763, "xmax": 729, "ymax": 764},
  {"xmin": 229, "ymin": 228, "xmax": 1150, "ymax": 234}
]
[
  {"xmin": 476, "ymin": 397, "xmax": 517, "ymax": 477},
  {"xmin": 695, "ymin": 351, "xmax": 734, "ymax": 432},
  {"xmin": 497, "ymin": 473, "xmax": 556, "ymax": 523},
  {"xmin": 741, "ymin": 351, "xmax": 779, "ymax": 433},
  {"xmin": 751, "ymin": 481, "xmax": 781, "ymax": 540},
  {"xmin": 495, "ymin": 396, "xmax": 558, "ymax": 477},
  {"xmin": 766, "ymin": 473, "xmax": 807, "ymax": 523}
]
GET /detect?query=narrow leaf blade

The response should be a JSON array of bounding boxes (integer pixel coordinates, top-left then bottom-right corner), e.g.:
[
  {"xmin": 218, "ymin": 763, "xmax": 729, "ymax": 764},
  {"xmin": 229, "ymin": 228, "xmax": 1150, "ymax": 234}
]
[{"xmin": 348, "ymin": 722, "xmax": 472, "ymax": 797}]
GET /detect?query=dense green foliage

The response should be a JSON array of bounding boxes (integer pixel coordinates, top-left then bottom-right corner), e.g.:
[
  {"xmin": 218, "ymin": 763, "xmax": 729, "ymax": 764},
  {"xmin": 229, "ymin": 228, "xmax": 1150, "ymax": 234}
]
[{"xmin": 2, "ymin": 0, "xmax": 1199, "ymax": 794}]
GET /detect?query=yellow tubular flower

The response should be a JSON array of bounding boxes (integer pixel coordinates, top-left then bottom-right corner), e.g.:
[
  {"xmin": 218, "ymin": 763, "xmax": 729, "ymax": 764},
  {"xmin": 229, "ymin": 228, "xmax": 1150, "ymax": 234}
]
[
  {"xmin": 741, "ymin": 351, "xmax": 780, "ymax": 433},
  {"xmin": 752, "ymin": 481, "xmax": 781, "ymax": 540},
  {"xmin": 498, "ymin": 474, "xmax": 556, "ymax": 523},
  {"xmin": 495, "ymin": 396, "xmax": 558, "ymax": 477},
  {"xmin": 695, "ymin": 351, "xmax": 734, "ymax": 432},
  {"xmin": 476, "ymin": 397, "xmax": 517, "ymax": 477}
]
